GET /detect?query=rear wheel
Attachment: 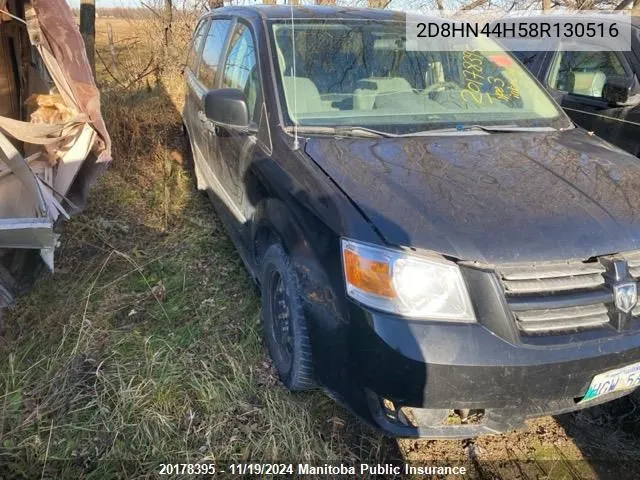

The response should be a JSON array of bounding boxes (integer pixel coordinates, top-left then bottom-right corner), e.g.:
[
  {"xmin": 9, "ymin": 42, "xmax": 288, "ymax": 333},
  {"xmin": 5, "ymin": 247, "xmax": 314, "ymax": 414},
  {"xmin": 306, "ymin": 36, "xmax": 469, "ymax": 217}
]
[{"xmin": 260, "ymin": 243, "xmax": 314, "ymax": 391}]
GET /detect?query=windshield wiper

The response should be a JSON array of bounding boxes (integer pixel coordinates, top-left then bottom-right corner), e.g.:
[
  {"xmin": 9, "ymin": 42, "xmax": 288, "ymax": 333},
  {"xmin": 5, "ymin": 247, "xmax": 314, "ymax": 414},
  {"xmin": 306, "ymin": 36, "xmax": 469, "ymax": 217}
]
[
  {"xmin": 285, "ymin": 125, "xmax": 397, "ymax": 138},
  {"xmin": 402, "ymin": 125, "xmax": 558, "ymax": 136},
  {"xmin": 285, "ymin": 124, "xmax": 558, "ymax": 138}
]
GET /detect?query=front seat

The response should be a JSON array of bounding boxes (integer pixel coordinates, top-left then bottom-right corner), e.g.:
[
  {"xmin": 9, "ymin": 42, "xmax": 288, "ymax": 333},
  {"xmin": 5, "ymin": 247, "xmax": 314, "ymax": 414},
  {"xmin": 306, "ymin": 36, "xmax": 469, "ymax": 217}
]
[
  {"xmin": 570, "ymin": 71, "xmax": 607, "ymax": 98},
  {"xmin": 353, "ymin": 77, "xmax": 413, "ymax": 110},
  {"xmin": 281, "ymin": 76, "xmax": 324, "ymax": 118}
]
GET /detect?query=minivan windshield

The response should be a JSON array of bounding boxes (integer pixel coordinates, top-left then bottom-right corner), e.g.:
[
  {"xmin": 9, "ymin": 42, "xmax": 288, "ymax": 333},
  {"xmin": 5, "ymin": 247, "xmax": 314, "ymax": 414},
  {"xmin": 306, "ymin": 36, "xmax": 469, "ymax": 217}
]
[{"xmin": 270, "ymin": 20, "xmax": 570, "ymax": 134}]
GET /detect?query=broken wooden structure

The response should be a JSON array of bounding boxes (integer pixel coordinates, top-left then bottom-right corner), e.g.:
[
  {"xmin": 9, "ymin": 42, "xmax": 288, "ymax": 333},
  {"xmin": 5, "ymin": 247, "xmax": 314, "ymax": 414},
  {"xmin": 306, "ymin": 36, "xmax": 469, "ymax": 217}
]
[{"xmin": 0, "ymin": 0, "xmax": 111, "ymax": 315}]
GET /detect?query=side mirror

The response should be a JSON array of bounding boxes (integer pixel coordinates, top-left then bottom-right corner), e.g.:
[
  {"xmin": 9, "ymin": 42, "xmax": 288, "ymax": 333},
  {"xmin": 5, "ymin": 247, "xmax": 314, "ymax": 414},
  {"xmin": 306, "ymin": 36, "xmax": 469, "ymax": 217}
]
[
  {"xmin": 602, "ymin": 76, "xmax": 637, "ymax": 107},
  {"xmin": 204, "ymin": 88, "xmax": 249, "ymax": 129}
]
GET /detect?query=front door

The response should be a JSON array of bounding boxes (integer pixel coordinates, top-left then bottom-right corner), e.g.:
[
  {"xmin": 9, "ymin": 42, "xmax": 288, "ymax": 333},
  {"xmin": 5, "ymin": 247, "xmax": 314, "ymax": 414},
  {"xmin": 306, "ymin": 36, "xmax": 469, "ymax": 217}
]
[{"xmin": 214, "ymin": 22, "xmax": 263, "ymax": 223}]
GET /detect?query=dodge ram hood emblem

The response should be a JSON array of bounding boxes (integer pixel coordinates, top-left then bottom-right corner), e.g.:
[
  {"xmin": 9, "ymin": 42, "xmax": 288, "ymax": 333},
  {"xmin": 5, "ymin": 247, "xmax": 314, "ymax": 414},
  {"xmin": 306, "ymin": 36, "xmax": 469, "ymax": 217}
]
[{"xmin": 614, "ymin": 282, "xmax": 638, "ymax": 314}]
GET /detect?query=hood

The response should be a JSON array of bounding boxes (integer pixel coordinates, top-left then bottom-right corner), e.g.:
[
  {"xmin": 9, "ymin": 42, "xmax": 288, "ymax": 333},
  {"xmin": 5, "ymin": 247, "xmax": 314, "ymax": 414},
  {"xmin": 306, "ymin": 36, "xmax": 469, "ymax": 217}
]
[{"xmin": 304, "ymin": 129, "xmax": 640, "ymax": 264}]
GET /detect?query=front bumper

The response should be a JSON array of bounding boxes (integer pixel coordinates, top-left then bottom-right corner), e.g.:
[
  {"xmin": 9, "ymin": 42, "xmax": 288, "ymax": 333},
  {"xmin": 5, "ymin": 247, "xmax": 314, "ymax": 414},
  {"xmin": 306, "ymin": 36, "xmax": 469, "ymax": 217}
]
[{"xmin": 349, "ymin": 305, "xmax": 640, "ymax": 438}]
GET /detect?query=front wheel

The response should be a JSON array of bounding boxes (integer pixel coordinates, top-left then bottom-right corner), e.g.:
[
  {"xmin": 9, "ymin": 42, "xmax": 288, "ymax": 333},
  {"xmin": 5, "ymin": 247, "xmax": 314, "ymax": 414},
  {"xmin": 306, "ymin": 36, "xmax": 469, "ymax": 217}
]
[{"xmin": 260, "ymin": 243, "xmax": 315, "ymax": 391}]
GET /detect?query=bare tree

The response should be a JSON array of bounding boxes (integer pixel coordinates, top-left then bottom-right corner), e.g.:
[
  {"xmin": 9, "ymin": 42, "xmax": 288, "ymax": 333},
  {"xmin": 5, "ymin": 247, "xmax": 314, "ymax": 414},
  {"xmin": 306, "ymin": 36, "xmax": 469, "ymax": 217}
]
[
  {"xmin": 542, "ymin": 0, "xmax": 551, "ymax": 9},
  {"xmin": 615, "ymin": 0, "xmax": 640, "ymax": 10},
  {"xmin": 208, "ymin": 0, "xmax": 224, "ymax": 8},
  {"xmin": 107, "ymin": 23, "xmax": 117, "ymax": 71},
  {"xmin": 459, "ymin": 0, "xmax": 487, "ymax": 10},
  {"xmin": 368, "ymin": 0, "xmax": 392, "ymax": 7},
  {"xmin": 164, "ymin": 0, "xmax": 173, "ymax": 48},
  {"xmin": 574, "ymin": 0, "xmax": 594, "ymax": 8}
]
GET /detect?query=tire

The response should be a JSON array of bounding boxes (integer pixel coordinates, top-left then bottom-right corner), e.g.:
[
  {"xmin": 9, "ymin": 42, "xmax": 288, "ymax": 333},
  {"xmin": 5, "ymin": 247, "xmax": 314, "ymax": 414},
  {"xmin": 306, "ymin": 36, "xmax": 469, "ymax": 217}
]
[{"xmin": 260, "ymin": 243, "xmax": 315, "ymax": 391}]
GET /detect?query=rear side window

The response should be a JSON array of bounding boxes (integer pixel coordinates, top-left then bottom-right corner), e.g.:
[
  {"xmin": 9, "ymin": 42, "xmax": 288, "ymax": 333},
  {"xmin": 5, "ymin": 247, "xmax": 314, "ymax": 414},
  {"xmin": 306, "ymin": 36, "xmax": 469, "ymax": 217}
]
[
  {"xmin": 186, "ymin": 19, "xmax": 210, "ymax": 73},
  {"xmin": 221, "ymin": 24, "xmax": 260, "ymax": 122},
  {"xmin": 198, "ymin": 19, "xmax": 232, "ymax": 89}
]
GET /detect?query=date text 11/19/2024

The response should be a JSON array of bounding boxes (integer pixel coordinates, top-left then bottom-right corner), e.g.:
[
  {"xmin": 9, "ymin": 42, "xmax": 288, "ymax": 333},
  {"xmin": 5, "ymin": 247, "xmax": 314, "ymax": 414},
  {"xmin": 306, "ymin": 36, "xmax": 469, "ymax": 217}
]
[{"xmin": 158, "ymin": 463, "xmax": 469, "ymax": 476}]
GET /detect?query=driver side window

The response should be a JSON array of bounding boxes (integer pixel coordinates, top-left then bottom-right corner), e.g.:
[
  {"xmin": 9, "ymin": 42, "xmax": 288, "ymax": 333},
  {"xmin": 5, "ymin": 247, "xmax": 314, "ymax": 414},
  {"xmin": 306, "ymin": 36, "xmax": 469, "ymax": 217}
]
[{"xmin": 548, "ymin": 49, "xmax": 628, "ymax": 99}]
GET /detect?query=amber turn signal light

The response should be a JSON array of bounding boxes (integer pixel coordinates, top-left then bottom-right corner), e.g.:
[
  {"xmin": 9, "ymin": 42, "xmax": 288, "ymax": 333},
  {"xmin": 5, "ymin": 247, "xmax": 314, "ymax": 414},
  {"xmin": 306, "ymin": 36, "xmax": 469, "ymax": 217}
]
[{"xmin": 343, "ymin": 248, "xmax": 395, "ymax": 298}]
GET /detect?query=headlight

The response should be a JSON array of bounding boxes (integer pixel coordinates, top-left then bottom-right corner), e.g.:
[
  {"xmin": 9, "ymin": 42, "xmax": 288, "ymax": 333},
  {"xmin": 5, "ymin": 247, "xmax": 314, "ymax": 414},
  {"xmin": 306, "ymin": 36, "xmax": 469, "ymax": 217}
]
[{"xmin": 341, "ymin": 239, "xmax": 476, "ymax": 322}]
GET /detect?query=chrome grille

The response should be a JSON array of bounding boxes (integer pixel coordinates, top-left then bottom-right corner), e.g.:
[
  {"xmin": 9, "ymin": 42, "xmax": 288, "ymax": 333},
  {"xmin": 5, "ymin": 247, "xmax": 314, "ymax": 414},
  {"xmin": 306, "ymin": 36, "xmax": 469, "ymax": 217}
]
[
  {"xmin": 500, "ymin": 261, "xmax": 606, "ymax": 293},
  {"xmin": 625, "ymin": 250, "xmax": 640, "ymax": 281},
  {"xmin": 497, "ymin": 260, "xmax": 610, "ymax": 334},
  {"xmin": 515, "ymin": 304, "xmax": 609, "ymax": 333}
]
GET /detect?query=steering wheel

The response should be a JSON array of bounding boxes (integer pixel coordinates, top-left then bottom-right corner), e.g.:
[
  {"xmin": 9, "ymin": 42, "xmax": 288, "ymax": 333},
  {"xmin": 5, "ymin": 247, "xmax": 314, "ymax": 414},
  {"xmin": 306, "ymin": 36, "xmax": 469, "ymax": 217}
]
[{"xmin": 424, "ymin": 81, "xmax": 459, "ymax": 94}]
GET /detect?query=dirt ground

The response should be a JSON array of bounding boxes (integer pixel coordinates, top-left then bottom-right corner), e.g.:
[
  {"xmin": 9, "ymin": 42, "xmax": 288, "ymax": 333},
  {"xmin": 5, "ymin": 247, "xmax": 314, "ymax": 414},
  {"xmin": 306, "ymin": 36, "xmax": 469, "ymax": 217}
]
[{"xmin": 1, "ymin": 16, "xmax": 640, "ymax": 480}]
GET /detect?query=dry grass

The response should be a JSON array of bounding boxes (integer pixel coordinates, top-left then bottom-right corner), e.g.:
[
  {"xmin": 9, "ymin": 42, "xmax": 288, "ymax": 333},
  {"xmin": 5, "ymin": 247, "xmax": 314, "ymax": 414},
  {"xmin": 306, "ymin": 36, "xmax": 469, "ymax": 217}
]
[{"xmin": 2, "ymin": 15, "xmax": 640, "ymax": 480}]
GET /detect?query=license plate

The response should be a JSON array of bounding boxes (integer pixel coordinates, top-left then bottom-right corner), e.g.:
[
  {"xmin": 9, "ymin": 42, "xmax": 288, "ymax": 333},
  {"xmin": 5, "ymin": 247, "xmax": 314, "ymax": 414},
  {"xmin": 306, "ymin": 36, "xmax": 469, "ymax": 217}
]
[{"xmin": 581, "ymin": 361, "xmax": 640, "ymax": 403}]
